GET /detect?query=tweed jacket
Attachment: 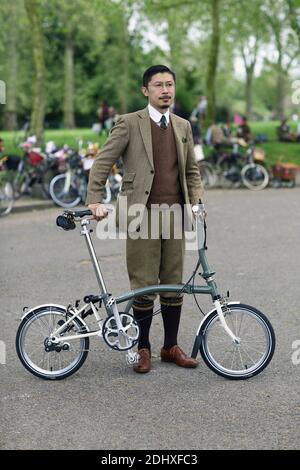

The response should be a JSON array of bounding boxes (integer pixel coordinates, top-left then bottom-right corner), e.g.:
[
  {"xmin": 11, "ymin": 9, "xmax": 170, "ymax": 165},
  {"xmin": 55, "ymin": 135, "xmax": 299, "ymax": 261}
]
[{"xmin": 86, "ymin": 107, "xmax": 204, "ymax": 231}]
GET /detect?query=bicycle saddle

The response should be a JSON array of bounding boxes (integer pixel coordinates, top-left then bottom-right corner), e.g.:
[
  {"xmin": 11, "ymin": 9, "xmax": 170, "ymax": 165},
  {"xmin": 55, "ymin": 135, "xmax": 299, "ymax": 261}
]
[{"xmin": 56, "ymin": 214, "xmax": 76, "ymax": 231}]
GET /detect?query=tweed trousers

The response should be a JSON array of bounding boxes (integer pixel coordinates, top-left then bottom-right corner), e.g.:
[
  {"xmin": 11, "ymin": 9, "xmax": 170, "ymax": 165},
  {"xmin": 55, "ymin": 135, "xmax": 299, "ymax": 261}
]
[{"xmin": 126, "ymin": 206, "xmax": 185, "ymax": 311}]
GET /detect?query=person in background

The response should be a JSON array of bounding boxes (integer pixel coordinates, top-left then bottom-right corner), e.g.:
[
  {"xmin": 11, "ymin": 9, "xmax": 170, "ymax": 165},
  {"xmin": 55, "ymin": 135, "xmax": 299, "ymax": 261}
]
[
  {"xmin": 205, "ymin": 121, "xmax": 225, "ymax": 149},
  {"xmin": 222, "ymin": 121, "xmax": 232, "ymax": 139},
  {"xmin": 236, "ymin": 117, "xmax": 252, "ymax": 143},
  {"xmin": 97, "ymin": 100, "xmax": 110, "ymax": 134},
  {"xmin": 170, "ymin": 100, "xmax": 188, "ymax": 119},
  {"xmin": 197, "ymin": 95, "xmax": 207, "ymax": 125},
  {"xmin": 276, "ymin": 119, "xmax": 299, "ymax": 142}
]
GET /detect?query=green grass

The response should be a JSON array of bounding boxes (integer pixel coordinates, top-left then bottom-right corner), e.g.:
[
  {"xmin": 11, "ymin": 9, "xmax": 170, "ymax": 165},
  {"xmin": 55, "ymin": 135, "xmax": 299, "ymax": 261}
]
[
  {"xmin": 1, "ymin": 121, "xmax": 300, "ymax": 167},
  {"xmin": 249, "ymin": 121, "xmax": 300, "ymax": 166},
  {"xmin": 0, "ymin": 129, "xmax": 106, "ymax": 155}
]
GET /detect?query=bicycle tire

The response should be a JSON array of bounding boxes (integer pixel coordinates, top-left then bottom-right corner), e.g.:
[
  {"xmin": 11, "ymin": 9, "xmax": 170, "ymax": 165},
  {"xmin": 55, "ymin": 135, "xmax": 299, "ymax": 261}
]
[
  {"xmin": 198, "ymin": 162, "xmax": 217, "ymax": 188},
  {"xmin": 16, "ymin": 305, "xmax": 89, "ymax": 380},
  {"xmin": 49, "ymin": 173, "xmax": 82, "ymax": 208},
  {"xmin": 241, "ymin": 163, "xmax": 269, "ymax": 190},
  {"xmin": 199, "ymin": 303, "xmax": 275, "ymax": 380}
]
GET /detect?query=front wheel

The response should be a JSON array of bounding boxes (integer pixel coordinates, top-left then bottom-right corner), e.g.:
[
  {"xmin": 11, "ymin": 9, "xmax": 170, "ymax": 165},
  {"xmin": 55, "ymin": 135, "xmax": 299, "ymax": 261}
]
[
  {"xmin": 241, "ymin": 163, "xmax": 269, "ymax": 190},
  {"xmin": 199, "ymin": 303, "xmax": 275, "ymax": 380},
  {"xmin": 16, "ymin": 305, "xmax": 89, "ymax": 380}
]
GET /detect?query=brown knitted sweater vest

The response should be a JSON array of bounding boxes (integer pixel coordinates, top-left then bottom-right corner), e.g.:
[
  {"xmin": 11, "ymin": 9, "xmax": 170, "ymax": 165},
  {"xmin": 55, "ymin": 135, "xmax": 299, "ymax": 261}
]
[{"xmin": 147, "ymin": 119, "xmax": 184, "ymax": 207}]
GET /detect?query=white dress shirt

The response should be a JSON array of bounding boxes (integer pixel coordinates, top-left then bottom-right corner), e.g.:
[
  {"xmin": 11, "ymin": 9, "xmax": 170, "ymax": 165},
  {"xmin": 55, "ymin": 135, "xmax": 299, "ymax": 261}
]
[{"xmin": 148, "ymin": 104, "xmax": 170, "ymax": 127}]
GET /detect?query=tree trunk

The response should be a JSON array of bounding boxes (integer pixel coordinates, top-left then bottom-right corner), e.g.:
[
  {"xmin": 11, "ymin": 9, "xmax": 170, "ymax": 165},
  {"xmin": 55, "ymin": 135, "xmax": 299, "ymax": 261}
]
[
  {"xmin": 276, "ymin": 66, "xmax": 286, "ymax": 121},
  {"xmin": 274, "ymin": 33, "xmax": 286, "ymax": 120},
  {"xmin": 24, "ymin": 0, "xmax": 46, "ymax": 145},
  {"xmin": 245, "ymin": 65, "xmax": 254, "ymax": 119},
  {"xmin": 63, "ymin": 36, "xmax": 75, "ymax": 128},
  {"xmin": 205, "ymin": 0, "xmax": 220, "ymax": 124},
  {"xmin": 167, "ymin": 12, "xmax": 182, "ymax": 75},
  {"xmin": 4, "ymin": 2, "xmax": 18, "ymax": 130}
]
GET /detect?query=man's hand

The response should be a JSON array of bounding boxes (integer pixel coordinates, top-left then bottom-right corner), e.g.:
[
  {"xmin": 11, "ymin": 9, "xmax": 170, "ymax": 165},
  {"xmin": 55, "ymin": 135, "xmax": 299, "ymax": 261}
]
[{"xmin": 88, "ymin": 203, "xmax": 109, "ymax": 221}]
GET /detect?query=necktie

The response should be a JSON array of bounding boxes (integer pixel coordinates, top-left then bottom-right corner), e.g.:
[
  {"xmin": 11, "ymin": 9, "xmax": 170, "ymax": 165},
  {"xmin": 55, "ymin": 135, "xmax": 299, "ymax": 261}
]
[{"xmin": 160, "ymin": 115, "xmax": 167, "ymax": 129}]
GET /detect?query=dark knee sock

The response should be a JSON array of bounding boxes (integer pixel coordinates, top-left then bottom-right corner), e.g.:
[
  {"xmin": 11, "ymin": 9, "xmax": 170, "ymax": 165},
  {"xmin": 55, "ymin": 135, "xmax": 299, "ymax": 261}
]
[
  {"xmin": 161, "ymin": 304, "xmax": 182, "ymax": 350},
  {"xmin": 133, "ymin": 308, "xmax": 153, "ymax": 351}
]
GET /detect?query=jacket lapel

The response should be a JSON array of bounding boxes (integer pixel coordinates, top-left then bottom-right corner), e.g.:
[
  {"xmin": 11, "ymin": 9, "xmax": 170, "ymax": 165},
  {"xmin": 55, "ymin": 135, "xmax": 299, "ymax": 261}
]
[
  {"xmin": 170, "ymin": 113, "xmax": 185, "ymax": 182},
  {"xmin": 138, "ymin": 107, "xmax": 154, "ymax": 169}
]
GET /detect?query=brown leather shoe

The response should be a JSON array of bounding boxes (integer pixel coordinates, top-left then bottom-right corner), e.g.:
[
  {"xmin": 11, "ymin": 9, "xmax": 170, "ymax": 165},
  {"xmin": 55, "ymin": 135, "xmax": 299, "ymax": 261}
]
[
  {"xmin": 133, "ymin": 348, "xmax": 151, "ymax": 373},
  {"xmin": 161, "ymin": 345, "xmax": 199, "ymax": 368}
]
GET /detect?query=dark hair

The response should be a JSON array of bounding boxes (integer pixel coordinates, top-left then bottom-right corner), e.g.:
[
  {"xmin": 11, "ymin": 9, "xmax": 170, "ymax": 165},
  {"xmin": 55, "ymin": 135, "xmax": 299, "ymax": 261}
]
[{"xmin": 142, "ymin": 65, "xmax": 176, "ymax": 88}]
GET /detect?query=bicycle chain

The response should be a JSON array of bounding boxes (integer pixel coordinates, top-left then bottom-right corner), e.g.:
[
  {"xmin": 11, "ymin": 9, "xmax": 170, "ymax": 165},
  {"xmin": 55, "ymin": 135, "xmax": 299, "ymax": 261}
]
[{"xmin": 54, "ymin": 326, "xmax": 114, "ymax": 353}]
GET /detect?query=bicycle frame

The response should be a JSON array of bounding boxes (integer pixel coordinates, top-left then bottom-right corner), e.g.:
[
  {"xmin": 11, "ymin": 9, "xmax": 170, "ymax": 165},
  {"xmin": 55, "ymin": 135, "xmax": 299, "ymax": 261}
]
[{"xmin": 48, "ymin": 206, "xmax": 240, "ymax": 360}]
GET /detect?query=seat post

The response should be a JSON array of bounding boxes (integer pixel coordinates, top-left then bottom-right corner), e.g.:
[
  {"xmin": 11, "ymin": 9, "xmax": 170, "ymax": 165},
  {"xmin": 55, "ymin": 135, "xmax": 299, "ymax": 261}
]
[{"xmin": 80, "ymin": 219, "xmax": 108, "ymax": 295}]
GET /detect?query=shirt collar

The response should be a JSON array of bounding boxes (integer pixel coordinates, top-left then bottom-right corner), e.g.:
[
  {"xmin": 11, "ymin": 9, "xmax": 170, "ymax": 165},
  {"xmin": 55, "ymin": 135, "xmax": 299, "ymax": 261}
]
[{"xmin": 148, "ymin": 104, "xmax": 170, "ymax": 125}]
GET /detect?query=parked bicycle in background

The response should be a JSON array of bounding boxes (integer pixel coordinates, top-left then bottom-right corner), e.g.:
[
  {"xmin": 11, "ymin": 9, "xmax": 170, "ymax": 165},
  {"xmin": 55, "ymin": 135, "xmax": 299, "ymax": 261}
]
[
  {"xmin": 49, "ymin": 149, "xmax": 123, "ymax": 208},
  {"xmin": 203, "ymin": 139, "xmax": 269, "ymax": 191}
]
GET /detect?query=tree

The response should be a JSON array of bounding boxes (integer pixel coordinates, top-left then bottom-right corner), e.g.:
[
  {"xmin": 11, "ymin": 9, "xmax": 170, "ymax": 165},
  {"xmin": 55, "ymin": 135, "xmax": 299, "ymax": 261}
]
[
  {"xmin": 226, "ymin": 0, "xmax": 268, "ymax": 118},
  {"xmin": 44, "ymin": 0, "xmax": 106, "ymax": 128},
  {"xmin": 205, "ymin": 0, "xmax": 220, "ymax": 124},
  {"xmin": 2, "ymin": 1, "xmax": 21, "ymax": 130},
  {"xmin": 24, "ymin": 0, "xmax": 46, "ymax": 144},
  {"xmin": 287, "ymin": 0, "xmax": 300, "ymax": 48},
  {"xmin": 262, "ymin": 0, "xmax": 299, "ymax": 119}
]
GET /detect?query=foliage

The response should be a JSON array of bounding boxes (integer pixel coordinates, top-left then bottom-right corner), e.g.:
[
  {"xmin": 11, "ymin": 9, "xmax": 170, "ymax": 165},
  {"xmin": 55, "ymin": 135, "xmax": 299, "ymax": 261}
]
[{"xmin": 0, "ymin": 0, "xmax": 299, "ymax": 130}]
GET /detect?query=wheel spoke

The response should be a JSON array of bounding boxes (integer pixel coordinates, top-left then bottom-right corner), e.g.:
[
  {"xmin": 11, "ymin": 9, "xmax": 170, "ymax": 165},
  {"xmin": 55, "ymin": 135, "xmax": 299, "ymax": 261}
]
[
  {"xmin": 17, "ymin": 309, "xmax": 89, "ymax": 379},
  {"xmin": 201, "ymin": 305, "xmax": 274, "ymax": 378}
]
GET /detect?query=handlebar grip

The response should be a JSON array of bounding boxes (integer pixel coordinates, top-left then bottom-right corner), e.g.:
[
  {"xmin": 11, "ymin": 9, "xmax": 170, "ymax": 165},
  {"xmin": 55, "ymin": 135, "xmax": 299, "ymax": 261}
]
[{"xmin": 72, "ymin": 209, "xmax": 92, "ymax": 218}]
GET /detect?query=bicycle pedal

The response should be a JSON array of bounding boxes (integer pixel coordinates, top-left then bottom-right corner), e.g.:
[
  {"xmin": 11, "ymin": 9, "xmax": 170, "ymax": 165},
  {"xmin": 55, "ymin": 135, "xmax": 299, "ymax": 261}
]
[{"xmin": 126, "ymin": 351, "xmax": 139, "ymax": 365}]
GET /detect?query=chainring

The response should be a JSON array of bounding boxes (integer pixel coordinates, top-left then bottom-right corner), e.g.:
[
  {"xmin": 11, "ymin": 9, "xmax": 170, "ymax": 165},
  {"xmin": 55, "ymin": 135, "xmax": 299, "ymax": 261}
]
[{"xmin": 102, "ymin": 313, "xmax": 139, "ymax": 351}]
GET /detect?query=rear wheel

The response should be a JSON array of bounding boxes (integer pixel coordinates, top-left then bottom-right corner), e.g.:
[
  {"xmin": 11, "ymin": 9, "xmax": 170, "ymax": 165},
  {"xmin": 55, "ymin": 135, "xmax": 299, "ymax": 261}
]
[
  {"xmin": 16, "ymin": 306, "xmax": 89, "ymax": 380},
  {"xmin": 199, "ymin": 303, "xmax": 275, "ymax": 380}
]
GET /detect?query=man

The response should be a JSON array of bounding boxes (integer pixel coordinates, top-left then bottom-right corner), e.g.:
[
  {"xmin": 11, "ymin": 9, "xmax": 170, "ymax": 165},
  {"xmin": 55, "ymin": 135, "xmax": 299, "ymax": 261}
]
[
  {"xmin": 276, "ymin": 119, "xmax": 297, "ymax": 142},
  {"xmin": 86, "ymin": 65, "xmax": 204, "ymax": 373},
  {"xmin": 195, "ymin": 95, "xmax": 207, "ymax": 125},
  {"xmin": 237, "ymin": 117, "xmax": 252, "ymax": 143},
  {"xmin": 205, "ymin": 121, "xmax": 225, "ymax": 149}
]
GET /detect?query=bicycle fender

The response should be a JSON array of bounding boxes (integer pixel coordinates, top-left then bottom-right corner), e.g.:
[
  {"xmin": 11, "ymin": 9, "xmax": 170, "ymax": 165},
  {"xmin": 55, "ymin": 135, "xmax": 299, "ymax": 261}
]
[
  {"xmin": 21, "ymin": 303, "xmax": 67, "ymax": 320},
  {"xmin": 196, "ymin": 301, "xmax": 241, "ymax": 336}
]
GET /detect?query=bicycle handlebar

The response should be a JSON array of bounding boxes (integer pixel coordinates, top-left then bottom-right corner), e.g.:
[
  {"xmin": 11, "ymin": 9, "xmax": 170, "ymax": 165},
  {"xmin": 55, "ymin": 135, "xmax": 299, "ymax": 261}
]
[{"xmin": 70, "ymin": 209, "xmax": 92, "ymax": 218}]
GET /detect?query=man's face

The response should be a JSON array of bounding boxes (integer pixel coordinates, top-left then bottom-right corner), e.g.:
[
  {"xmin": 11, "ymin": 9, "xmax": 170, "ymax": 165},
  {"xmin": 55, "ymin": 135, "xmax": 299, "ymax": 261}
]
[{"xmin": 141, "ymin": 72, "xmax": 175, "ymax": 112}]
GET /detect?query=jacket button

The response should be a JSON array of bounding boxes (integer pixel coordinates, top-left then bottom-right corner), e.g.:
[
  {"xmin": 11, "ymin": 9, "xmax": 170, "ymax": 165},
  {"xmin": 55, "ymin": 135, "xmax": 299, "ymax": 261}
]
[
  {"xmin": 150, "ymin": 170, "xmax": 154, "ymax": 174},
  {"xmin": 145, "ymin": 191, "xmax": 149, "ymax": 195}
]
